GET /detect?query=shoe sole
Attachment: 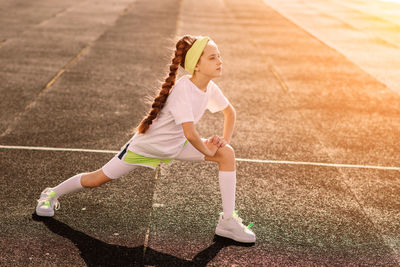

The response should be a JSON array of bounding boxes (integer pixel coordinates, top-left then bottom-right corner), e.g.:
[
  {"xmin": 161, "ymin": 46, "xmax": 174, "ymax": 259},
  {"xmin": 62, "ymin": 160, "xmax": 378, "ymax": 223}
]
[
  {"xmin": 215, "ymin": 228, "xmax": 256, "ymax": 243},
  {"xmin": 35, "ymin": 209, "xmax": 54, "ymax": 217}
]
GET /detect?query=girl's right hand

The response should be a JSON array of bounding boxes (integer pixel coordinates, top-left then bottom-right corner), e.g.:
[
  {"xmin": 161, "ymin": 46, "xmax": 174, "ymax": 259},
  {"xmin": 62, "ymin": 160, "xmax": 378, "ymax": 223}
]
[{"xmin": 204, "ymin": 138, "xmax": 219, "ymax": 157}]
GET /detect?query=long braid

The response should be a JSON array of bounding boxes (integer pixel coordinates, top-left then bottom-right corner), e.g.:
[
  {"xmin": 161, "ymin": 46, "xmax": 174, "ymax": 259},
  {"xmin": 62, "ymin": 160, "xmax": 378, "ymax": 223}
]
[{"xmin": 137, "ymin": 35, "xmax": 196, "ymax": 134}]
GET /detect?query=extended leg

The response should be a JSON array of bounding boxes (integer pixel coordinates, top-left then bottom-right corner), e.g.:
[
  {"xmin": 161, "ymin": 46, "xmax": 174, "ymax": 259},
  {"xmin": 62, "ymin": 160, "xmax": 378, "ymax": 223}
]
[{"xmin": 36, "ymin": 154, "xmax": 137, "ymax": 217}]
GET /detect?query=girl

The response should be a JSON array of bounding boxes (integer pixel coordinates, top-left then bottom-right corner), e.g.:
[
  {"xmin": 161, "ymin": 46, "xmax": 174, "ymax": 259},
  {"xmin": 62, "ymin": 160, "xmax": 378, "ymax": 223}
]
[{"xmin": 35, "ymin": 35, "xmax": 256, "ymax": 243}]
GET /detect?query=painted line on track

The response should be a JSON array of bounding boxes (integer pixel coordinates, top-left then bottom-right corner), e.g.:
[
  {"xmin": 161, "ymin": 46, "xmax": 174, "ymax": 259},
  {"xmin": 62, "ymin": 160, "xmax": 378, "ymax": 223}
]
[
  {"xmin": 1, "ymin": 144, "xmax": 399, "ymax": 171},
  {"xmin": 0, "ymin": 145, "xmax": 119, "ymax": 154},
  {"xmin": 236, "ymin": 158, "xmax": 400, "ymax": 171}
]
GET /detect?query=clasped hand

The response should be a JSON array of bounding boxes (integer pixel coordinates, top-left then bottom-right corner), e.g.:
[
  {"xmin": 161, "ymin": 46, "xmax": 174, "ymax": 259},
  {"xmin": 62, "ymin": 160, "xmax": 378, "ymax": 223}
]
[{"xmin": 205, "ymin": 135, "xmax": 228, "ymax": 148}]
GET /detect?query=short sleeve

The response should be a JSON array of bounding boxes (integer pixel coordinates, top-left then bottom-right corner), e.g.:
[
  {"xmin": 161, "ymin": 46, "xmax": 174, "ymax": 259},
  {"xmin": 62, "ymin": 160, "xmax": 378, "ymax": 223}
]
[
  {"xmin": 168, "ymin": 81, "xmax": 195, "ymax": 124},
  {"xmin": 207, "ymin": 82, "xmax": 229, "ymax": 113}
]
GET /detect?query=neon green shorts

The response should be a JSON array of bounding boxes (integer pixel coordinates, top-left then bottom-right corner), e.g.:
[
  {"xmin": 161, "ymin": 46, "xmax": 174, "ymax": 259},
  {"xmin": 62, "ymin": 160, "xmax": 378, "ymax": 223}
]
[
  {"xmin": 118, "ymin": 140, "xmax": 189, "ymax": 169},
  {"xmin": 123, "ymin": 150, "xmax": 172, "ymax": 168},
  {"xmin": 102, "ymin": 139, "xmax": 204, "ymax": 179}
]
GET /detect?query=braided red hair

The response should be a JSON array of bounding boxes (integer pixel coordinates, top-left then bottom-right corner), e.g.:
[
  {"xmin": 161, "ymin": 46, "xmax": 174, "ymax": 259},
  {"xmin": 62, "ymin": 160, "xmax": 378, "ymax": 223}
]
[{"xmin": 136, "ymin": 35, "xmax": 197, "ymax": 134}]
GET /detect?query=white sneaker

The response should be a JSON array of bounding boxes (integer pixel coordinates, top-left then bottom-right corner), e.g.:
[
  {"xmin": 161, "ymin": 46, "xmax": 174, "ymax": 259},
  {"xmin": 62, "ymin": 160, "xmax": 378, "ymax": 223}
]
[
  {"xmin": 36, "ymin": 188, "xmax": 60, "ymax": 217},
  {"xmin": 215, "ymin": 211, "xmax": 256, "ymax": 243}
]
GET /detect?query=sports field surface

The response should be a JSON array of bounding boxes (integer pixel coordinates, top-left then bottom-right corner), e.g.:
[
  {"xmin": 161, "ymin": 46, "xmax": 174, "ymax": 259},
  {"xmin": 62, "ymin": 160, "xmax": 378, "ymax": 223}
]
[{"xmin": 1, "ymin": 0, "xmax": 400, "ymax": 265}]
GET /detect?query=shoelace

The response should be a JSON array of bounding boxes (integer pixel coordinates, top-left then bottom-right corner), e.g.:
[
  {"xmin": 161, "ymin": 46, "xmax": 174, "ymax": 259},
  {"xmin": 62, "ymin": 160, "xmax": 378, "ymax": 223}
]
[
  {"xmin": 232, "ymin": 211, "xmax": 254, "ymax": 229},
  {"xmin": 37, "ymin": 191, "xmax": 60, "ymax": 210}
]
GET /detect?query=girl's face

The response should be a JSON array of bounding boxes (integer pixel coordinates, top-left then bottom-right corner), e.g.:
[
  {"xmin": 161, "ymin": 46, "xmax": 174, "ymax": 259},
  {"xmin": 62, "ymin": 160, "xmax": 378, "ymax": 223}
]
[{"xmin": 194, "ymin": 41, "xmax": 223, "ymax": 78}]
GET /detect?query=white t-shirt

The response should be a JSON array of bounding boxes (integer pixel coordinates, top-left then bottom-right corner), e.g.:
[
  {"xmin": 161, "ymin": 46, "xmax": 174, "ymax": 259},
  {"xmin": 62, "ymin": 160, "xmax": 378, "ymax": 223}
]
[{"xmin": 128, "ymin": 75, "xmax": 229, "ymax": 159}]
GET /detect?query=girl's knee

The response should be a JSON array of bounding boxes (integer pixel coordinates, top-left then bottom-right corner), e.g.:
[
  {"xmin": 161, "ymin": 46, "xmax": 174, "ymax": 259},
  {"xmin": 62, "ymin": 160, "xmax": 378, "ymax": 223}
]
[{"xmin": 218, "ymin": 145, "xmax": 235, "ymax": 162}]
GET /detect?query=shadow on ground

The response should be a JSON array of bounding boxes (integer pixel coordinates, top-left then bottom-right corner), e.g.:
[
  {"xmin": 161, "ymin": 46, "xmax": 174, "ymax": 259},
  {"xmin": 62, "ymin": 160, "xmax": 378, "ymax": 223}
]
[{"xmin": 32, "ymin": 214, "xmax": 253, "ymax": 266}]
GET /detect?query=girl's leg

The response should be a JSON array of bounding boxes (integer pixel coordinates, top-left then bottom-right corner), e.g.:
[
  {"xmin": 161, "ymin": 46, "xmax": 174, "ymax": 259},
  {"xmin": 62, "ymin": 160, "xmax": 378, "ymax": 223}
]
[
  {"xmin": 51, "ymin": 169, "xmax": 111, "ymax": 199},
  {"xmin": 51, "ymin": 169, "xmax": 110, "ymax": 197},
  {"xmin": 52, "ymin": 152, "xmax": 139, "ymax": 198},
  {"xmin": 81, "ymin": 169, "xmax": 112, "ymax": 188},
  {"xmin": 205, "ymin": 144, "xmax": 236, "ymax": 218},
  {"xmin": 36, "ymin": 155, "xmax": 138, "ymax": 217},
  {"xmin": 175, "ymin": 140, "xmax": 236, "ymax": 217},
  {"xmin": 174, "ymin": 140, "xmax": 255, "ymax": 242},
  {"xmin": 205, "ymin": 143, "xmax": 255, "ymax": 243}
]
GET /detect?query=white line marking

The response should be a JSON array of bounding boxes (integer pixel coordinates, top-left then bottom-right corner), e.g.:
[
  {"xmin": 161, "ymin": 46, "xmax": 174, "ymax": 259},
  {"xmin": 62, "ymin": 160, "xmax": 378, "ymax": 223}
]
[
  {"xmin": 236, "ymin": 158, "xmax": 400, "ymax": 171},
  {"xmin": 1, "ymin": 144, "xmax": 399, "ymax": 171},
  {"xmin": 0, "ymin": 145, "xmax": 119, "ymax": 154},
  {"xmin": 143, "ymin": 228, "xmax": 150, "ymax": 254}
]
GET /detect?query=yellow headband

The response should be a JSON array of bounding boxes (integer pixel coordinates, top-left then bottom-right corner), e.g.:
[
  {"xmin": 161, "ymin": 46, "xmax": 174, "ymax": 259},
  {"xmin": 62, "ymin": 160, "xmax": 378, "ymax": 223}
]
[{"xmin": 184, "ymin": 37, "xmax": 210, "ymax": 74}]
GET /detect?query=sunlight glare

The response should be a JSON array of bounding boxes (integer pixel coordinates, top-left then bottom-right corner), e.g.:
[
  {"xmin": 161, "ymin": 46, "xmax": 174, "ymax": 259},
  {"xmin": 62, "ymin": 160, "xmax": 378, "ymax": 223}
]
[{"xmin": 380, "ymin": 0, "xmax": 400, "ymax": 3}]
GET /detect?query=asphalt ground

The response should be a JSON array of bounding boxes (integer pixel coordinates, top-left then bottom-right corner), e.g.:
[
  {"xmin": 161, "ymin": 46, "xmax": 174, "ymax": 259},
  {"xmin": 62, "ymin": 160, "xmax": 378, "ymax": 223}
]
[{"xmin": 1, "ymin": 0, "xmax": 400, "ymax": 266}]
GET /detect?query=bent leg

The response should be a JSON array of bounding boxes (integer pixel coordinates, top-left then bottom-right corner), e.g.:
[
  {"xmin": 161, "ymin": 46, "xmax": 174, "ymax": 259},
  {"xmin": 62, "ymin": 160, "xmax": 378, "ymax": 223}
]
[
  {"xmin": 205, "ymin": 144, "xmax": 236, "ymax": 218},
  {"xmin": 204, "ymin": 144, "xmax": 236, "ymax": 171}
]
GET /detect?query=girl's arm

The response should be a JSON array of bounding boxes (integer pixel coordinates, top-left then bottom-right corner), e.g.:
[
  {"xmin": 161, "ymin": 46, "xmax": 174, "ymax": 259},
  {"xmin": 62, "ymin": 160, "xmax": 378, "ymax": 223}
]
[
  {"xmin": 221, "ymin": 103, "xmax": 236, "ymax": 144},
  {"xmin": 182, "ymin": 122, "xmax": 218, "ymax": 157}
]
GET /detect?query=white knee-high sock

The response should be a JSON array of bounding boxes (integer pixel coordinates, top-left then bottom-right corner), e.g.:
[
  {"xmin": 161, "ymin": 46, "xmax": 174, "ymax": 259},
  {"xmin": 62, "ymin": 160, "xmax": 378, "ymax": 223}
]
[
  {"xmin": 218, "ymin": 170, "xmax": 236, "ymax": 218},
  {"xmin": 52, "ymin": 173, "xmax": 84, "ymax": 198}
]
